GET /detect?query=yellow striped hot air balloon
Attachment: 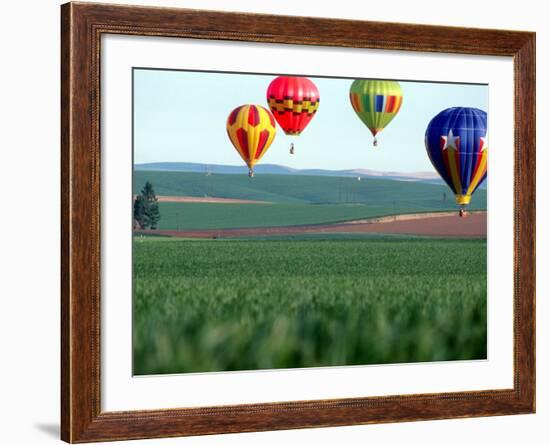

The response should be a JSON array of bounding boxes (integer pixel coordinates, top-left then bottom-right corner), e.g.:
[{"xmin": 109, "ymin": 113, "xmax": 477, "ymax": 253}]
[
  {"xmin": 349, "ymin": 79, "xmax": 403, "ymax": 147},
  {"xmin": 226, "ymin": 104, "xmax": 277, "ymax": 177}
]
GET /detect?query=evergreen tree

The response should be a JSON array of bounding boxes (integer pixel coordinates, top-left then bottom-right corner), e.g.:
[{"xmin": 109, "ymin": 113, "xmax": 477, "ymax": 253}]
[
  {"xmin": 142, "ymin": 181, "xmax": 160, "ymax": 229},
  {"xmin": 133, "ymin": 195, "xmax": 148, "ymax": 229},
  {"xmin": 133, "ymin": 181, "xmax": 161, "ymax": 229}
]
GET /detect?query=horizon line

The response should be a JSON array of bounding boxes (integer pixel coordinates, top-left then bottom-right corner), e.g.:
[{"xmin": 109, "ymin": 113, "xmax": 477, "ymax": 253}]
[{"xmin": 134, "ymin": 161, "xmax": 440, "ymax": 176}]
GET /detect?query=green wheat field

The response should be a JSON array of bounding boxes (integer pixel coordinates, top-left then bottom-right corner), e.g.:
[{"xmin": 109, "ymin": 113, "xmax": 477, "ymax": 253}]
[{"xmin": 133, "ymin": 236, "xmax": 487, "ymax": 375}]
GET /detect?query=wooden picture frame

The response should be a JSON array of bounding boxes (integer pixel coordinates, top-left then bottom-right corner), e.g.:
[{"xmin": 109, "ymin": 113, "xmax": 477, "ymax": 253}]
[{"xmin": 61, "ymin": 2, "xmax": 535, "ymax": 442}]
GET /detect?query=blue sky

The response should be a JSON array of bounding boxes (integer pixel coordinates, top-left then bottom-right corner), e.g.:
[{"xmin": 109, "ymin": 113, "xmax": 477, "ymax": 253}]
[{"xmin": 134, "ymin": 68, "xmax": 487, "ymax": 173}]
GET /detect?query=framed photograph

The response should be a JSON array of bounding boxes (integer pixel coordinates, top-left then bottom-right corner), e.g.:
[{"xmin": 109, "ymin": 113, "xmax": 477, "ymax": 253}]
[{"xmin": 61, "ymin": 2, "xmax": 535, "ymax": 442}]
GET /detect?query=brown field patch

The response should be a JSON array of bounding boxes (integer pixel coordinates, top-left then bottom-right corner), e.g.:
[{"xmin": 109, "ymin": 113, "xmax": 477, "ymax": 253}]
[{"xmin": 154, "ymin": 195, "xmax": 270, "ymax": 204}]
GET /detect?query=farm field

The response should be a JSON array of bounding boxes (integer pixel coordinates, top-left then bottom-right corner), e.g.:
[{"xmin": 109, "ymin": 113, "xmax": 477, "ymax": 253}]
[
  {"xmin": 134, "ymin": 171, "xmax": 487, "ymax": 230},
  {"xmin": 154, "ymin": 202, "xmax": 444, "ymax": 230},
  {"xmin": 149, "ymin": 211, "xmax": 487, "ymax": 239},
  {"xmin": 133, "ymin": 236, "xmax": 487, "ymax": 375}
]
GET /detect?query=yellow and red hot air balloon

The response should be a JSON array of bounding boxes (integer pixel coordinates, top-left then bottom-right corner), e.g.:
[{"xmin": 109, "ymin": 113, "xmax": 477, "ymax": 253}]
[
  {"xmin": 226, "ymin": 104, "xmax": 277, "ymax": 177},
  {"xmin": 266, "ymin": 76, "xmax": 320, "ymax": 154}
]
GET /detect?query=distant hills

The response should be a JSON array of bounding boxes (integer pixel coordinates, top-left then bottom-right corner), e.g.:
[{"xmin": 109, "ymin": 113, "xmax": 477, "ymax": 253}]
[{"xmin": 135, "ymin": 162, "xmax": 446, "ymax": 185}]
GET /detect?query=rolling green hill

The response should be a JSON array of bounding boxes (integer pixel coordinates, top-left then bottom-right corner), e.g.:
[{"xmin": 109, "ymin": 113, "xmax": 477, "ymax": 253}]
[
  {"xmin": 134, "ymin": 171, "xmax": 487, "ymax": 230},
  {"xmin": 134, "ymin": 171, "xmax": 487, "ymax": 206}
]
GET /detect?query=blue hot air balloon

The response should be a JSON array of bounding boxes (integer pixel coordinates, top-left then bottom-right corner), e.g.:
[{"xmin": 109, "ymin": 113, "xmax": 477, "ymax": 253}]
[{"xmin": 425, "ymin": 107, "xmax": 488, "ymax": 216}]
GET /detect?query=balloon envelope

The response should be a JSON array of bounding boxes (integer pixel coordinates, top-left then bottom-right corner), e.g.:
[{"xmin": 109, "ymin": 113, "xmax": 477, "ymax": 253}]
[
  {"xmin": 266, "ymin": 76, "xmax": 320, "ymax": 136},
  {"xmin": 349, "ymin": 79, "xmax": 403, "ymax": 144},
  {"xmin": 226, "ymin": 104, "xmax": 277, "ymax": 173},
  {"xmin": 424, "ymin": 107, "xmax": 487, "ymax": 206}
]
